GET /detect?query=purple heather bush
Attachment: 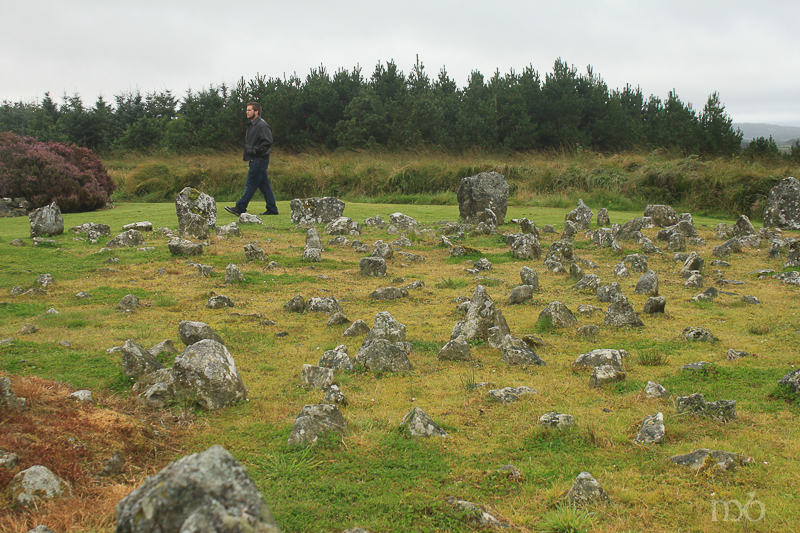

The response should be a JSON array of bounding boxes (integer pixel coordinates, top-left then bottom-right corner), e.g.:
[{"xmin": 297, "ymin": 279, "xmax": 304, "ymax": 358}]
[{"xmin": 0, "ymin": 132, "xmax": 115, "ymax": 213}]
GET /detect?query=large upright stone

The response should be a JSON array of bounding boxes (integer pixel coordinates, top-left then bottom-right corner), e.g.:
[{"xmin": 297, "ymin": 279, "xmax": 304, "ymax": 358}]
[
  {"xmin": 457, "ymin": 171, "xmax": 509, "ymax": 225},
  {"xmin": 175, "ymin": 187, "xmax": 216, "ymax": 240},
  {"xmin": 451, "ymin": 285, "xmax": 509, "ymax": 341},
  {"xmin": 115, "ymin": 445, "xmax": 280, "ymax": 533},
  {"xmin": 565, "ymin": 199, "xmax": 593, "ymax": 230},
  {"xmin": 29, "ymin": 201, "xmax": 64, "ymax": 238},
  {"xmin": 172, "ymin": 339, "xmax": 246, "ymax": 410},
  {"xmin": 290, "ymin": 197, "xmax": 346, "ymax": 225},
  {"xmin": 763, "ymin": 176, "xmax": 800, "ymax": 229}
]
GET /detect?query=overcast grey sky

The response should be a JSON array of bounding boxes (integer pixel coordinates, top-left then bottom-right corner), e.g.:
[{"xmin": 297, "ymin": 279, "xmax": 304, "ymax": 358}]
[{"xmin": 3, "ymin": 0, "xmax": 799, "ymax": 125}]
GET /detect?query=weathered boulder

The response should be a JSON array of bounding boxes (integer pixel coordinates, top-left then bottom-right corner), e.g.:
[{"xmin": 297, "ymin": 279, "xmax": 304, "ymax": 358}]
[
  {"xmin": 29, "ymin": 201, "xmax": 64, "ymax": 238},
  {"xmin": 451, "ymin": 285, "xmax": 510, "ymax": 342},
  {"xmin": 178, "ymin": 320, "xmax": 224, "ymax": 346},
  {"xmin": 670, "ymin": 448, "xmax": 747, "ymax": 472},
  {"xmin": 9, "ymin": 465, "xmax": 70, "ymax": 507},
  {"xmin": 107, "ymin": 229, "xmax": 146, "ymax": 248},
  {"xmin": 317, "ymin": 345, "xmax": 353, "ymax": 372},
  {"xmin": 287, "ymin": 404, "xmax": 347, "ymax": 446},
  {"xmin": 539, "ymin": 412, "xmax": 575, "ymax": 429},
  {"xmin": 457, "ymin": 171, "xmax": 509, "ymax": 225},
  {"xmin": 132, "ymin": 368, "xmax": 175, "ymax": 409},
  {"xmin": 643, "ymin": 296, "xmax": 666, "ymax": 314},
  {"xmin": 168, "ymin": 237, "xmax": 203, "ymax": 256},
  {"xmin": 572, "ymin": 348, "xmax": 628, "ymax": 372},
  {"xmin": 290, "ymin": 197, "xmax": 345, "ymax": 225},
  {"xmin": 401, "ymin": 407, "xmax": 447, "ymax": 438},
  {"xmin": 605, "ymin": 294, "xmax": 644, "ymax": 327},
  {"xmin": 520, "ymin": 266, "xmax": 539, "ymax": 289},
  {"xmin": 634, "ymin": 270, "xmax": 659, "ymax": 296},
  {"xmin": 488, "ymin": 386, "xmax": 536, "ymax": 404},
  {"xmin": 565, "ymin": 472, "xmax": 610, "ymax": 507},
  {"xmin": 501, "ymin": 335, "xmax": 546, "ymax": 366},
  {"xmin": 643, "ymin": 204, "xmax": 678, "ymax": 227},
  {"xmin": 596, "ymin": 207, "xmax": 610, "ymax": 226},
  {"xmin": 206, "ymin": 295, "xmax": 234, "ymax": 309},
  {"xmin": 353, "ymin": 339, "xmax": 412, "ymax": 373},
  {"xmin": 359, "ymin": 256, "xmax": 386, "ymax": 276},
  {"xmin": 121, "ymin": 339, "xmax": 164, "ymax": 381},
  {"xmin": 244, "ymin": 243, "xmax": 266, "ymax": 261},
  {"xmin": 326, "ymin": 216, "xmax": 361, "ymax": 236},
  {"xmin": 305, "ymin": 227, "xmax": 324, "ymax": 250},
  {"xmin": 676, "ymin": 393, "xmax": 737, "ymax": 422},
  {"xmin": 343, "ymin": 319, "xmax": 371, "ymax": 337},
  {"xmin": 680, "ymin": 252, "xmax": 704, "ymax": 278},
  {"xmin": 763, "ymin": 176, "xmax": 800, "ymax": 229},
  {"xmin": 285, "ymin": 295, "xmax": 308, "ymax": 315},
  {"xmin": 731, "ymin": 214, "xmax": 756, "ymax": 236},
  {"xmin": 225, "ymin": 263, "xmax": 246, "ymax": 283},
  {"xmin": 634, "ymin": 412, "xmax": 665, "ymax": 444},
  {"xmin": 115, "ymin": 445, "xmax": 280, "ymax": 532},
  {"xmin": 437, "ymin": 336, "xmax": 471, "ymax": 361},
  {"xmin": 644, "ymin": 381, "xmax": 670, "ymax": 398},
  {"xmin": 175, "ymin": 187, "xmax": 216, "ymax": 240},
  {"xmin": 371, "ymin": 240, "xmax": 394, "ymax": 260},
  {"xmin": 172, "ymin": 339, "xmax": 247, "ymax": 410},
  {"xmin": 589, "ymin": 364, "xmax": 626, "ymax": 387},
  {"xmin": 301, "ymin": 364, "xmax": 335, "ymax": 390},
  {"xmin": 596, "ymin": 282, "xmax": 623, "ymax": 303},
  {"xmin": 682, "ymin": 327, "xmax": 717, "ymax": 342},
  {"xmin": 1, "ymin": 377, "xmax": 19, "ymax": 410},
  {"xmin": 216, "ymin": 222, "xmax": 240, "ymax": 237},
  {"xmin": 778, "ymin": 368, "xmax": 800, "ymax": 393},
  {"xmin": 508, "ymin": 284, "xmax": 534, "ymax": 304},
  {"xmin": 538, "ymin": 301, "xmax": 577, "ymax": 329},
  {"xmin": 565, "ymin": 199, "xmax": 593, "ymax": 230},
  {"xmin": 573, "ymin": 274, "xmax": 601, "ymax": 293},
  {"xmin": 117, "ymin": 294, "xmax": 141, "ymax": 311},
  {"xmin": 305, "ymin": 296, "xmax": 343, "ymax": 315}
]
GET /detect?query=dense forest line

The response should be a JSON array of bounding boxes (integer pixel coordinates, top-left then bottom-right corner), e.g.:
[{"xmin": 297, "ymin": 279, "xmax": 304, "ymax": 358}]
[{"xmin": 0, "ymin": 59, "xmax": 751, "ymax": 156}]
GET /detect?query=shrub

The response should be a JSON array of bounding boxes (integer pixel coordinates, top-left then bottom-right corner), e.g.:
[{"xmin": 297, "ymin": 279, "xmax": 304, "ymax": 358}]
[{"xmin": 0, "ymin": 131, "xmax": 115, "ymax": 212}]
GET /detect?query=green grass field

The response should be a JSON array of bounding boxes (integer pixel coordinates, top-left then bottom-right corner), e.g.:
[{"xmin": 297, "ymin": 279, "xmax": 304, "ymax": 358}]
[{"xmin": 1, "ymin": 199, "xmax": 799, "ymax": 532}]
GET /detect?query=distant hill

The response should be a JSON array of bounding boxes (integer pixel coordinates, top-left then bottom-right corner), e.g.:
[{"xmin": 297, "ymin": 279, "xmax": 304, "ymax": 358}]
[{"xmin": 733, "ymin": 123, "xmax": 800, "ymax": 142}]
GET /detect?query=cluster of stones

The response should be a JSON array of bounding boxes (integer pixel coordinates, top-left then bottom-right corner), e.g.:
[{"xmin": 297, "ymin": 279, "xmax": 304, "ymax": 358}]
[{"xmin": 8, "ymin": 173, "xmax": 800, "ymax": 531}]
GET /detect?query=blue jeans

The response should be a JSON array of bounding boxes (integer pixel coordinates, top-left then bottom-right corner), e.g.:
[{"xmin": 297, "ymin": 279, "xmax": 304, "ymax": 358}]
[{"xmin": 235, "ymin": 157, "xmax": 278, "ymax": 214}]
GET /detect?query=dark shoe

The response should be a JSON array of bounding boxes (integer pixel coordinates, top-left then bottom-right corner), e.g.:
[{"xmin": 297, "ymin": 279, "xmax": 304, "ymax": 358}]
[
  {"xmin": 260, "ymin": 211, "xmax": 279, "ymax": 216},
  {"xmin": 225, "ymin": 206, "xmax": 243, "ymax": 216}
]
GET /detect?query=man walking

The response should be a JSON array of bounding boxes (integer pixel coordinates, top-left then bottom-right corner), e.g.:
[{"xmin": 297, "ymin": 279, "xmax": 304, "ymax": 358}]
[{"xmin": 225, "ymin": 102, "xmax": 279, "ymax": 216}]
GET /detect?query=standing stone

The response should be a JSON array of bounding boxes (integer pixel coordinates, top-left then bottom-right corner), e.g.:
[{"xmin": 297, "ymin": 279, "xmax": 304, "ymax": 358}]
[
  {"xmin": 216, "ymin": 222, "xmax": 240, "ymax": 237},
  {"xmin": 317, "ymin": 345, "xmax": 353, "ymax": 372},
  {"xmin": 172, "ymin": 339, "xmax": 247, "ymax": 410},
  {"xmin": 605, "ymin": 294, "xmax": 644, "ymax": 327},
  {"xmin": 520, "ymin": 266, "xmax": 539, "ymax": 289},
  {"xmin": 508, "ymin": 285, "xmax": 534, "ymax": 304},
  {"xmin": 400, "ymin": 407, "xmax": 447, "ymax": 438},
  {"xmin": 290, "ymin": 197, "xmax": 345, "ymax": 225},
  {"xmin": 225, "ymin": 264, "xmax": 246, "ymax": 283},
  {"xmin": 572, "ymin": 348, "xmax": 628, "ymax": 372},
  {"xmin": 763, "ymin": 176, "xmax": 800, "ymax": 229},
  {"xmin": 565, "ymin": 472, "xmax": 610, "ymax": 507},
  {"xmin": 457, "ymin": 171, "xmax": 509, "ymax": 225},
  {"xmin": 510, "ymin": 234, "xmax": 541, "ymax": 259},
  {"xmin": 121, "ymin": 339, "xmax": 164, "ymax": 381},
  {"xmin": 643, "ymin": 296, "xmax": 666, "ymax": 314},
  {"xmin": 29, "ymin": 201, "xmax": 64, "ymax": 238},
  {"xmin": 360, "ymin": 256, "xmax": 386, "ymax": 276},
  {"xmin": 175, "ymin": 187, "xmax": 216, "ymax": 240},
  {"xmin": 596, "ymin": 208, "xmax": 610, "ymax": 227},
  {"xmin": 244, "ymin": 243, "xmax": 266, "ymax": 261},
  {"xmin": 115, "ymin": 445, "xmax": 280, "ymax": 533},
  {"xmin": 168, "ymin": 237, "xmax": 203, "ymax": 256},
  {"xmin": 634, "ymin": 412, "xmax": 665, "ymax": 444},
  {"xmin": 325, "ymin": 216, "xmax": 361, "ymax": 236},
  {"xmin": 501, "ymin": 335, "xmax": 546, "ymax": 366},
  {"xmin": 437, "ymin": 336, "xmax": 471, "ymax": 361},
  {"xmin": 301, "ymin": 364, "xmax": 335, "ymax": 390},
  {"xmin": 538, "ymin": 301, "xmax": 577, "ymax": 329},
  {"xmin": 287, "ymin": 404, "xmax": 347, "ymax": 445},
  {"xmin": 731, "ymin": 214, "xmax": 756, "ymax": 236},
  {"xmin": 634, "ymin": 270, "xmax": 659, "ymax": 296},
  {"xmin": 565, "ymin": 199, "xmax": 593, "ymax": 230}
]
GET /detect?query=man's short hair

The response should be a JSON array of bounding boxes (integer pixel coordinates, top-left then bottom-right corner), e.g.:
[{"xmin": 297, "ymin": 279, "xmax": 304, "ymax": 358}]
[{"xmin": 247, "ymin": 102, "xmax": 262, "ymax": 115}]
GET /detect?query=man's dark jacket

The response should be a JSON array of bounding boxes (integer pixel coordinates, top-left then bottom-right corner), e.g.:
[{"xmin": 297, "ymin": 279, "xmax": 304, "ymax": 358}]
[{"xmin": 243, "ymin": 116, "xmax": 273, "ymax": 161}]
